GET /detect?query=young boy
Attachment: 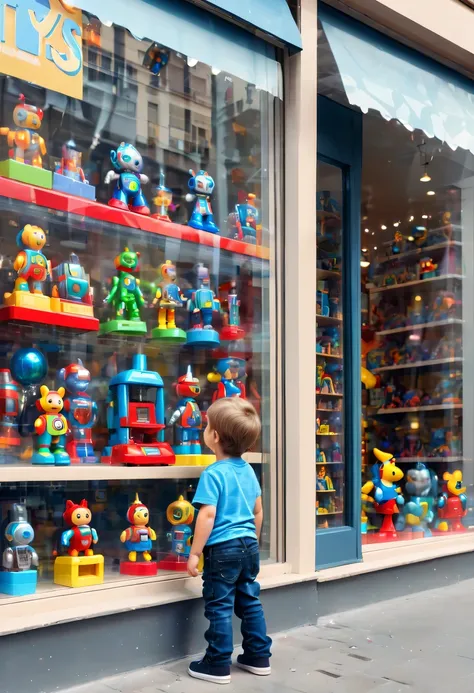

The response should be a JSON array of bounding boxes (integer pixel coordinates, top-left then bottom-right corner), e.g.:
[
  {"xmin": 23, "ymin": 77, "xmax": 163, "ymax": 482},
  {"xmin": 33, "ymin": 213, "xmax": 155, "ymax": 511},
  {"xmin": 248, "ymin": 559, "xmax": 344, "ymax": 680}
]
[{"xmin": 187, "ymin": 397, "xmax": 272, "ymax": 684}]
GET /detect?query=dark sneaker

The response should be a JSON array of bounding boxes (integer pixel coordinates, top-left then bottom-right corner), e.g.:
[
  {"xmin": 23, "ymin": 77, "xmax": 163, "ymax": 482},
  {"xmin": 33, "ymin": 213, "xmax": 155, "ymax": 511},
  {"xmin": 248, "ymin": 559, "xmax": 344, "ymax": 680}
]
[
  {"xmin": 188, "ymin": 658, "xmax": 231, "ymax": 684},
  {"xmin": 236, "ymin": 654, "xmax": 271, "ymax": 676}
]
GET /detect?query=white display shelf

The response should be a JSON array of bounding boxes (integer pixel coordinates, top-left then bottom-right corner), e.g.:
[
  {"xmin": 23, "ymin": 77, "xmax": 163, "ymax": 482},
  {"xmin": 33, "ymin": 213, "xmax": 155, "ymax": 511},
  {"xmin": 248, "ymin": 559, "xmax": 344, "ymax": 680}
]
[
  {"xmin": 376, "ymin": 403, "xmax": 462, "ymax": 415},
  {"xmin": 316, "ymin": 391, "xmax": 344, "ymax": 397},
  {"xmin": 369, "ymin": 274, "xmax": 463, "ymax": 295},
  {"xmin": 373, "ymin": 357, "xmax": 463, "ymax": 373},
  {"xmin": 376, "ymin": 240, "xmax": 462, "ymax": 265},
  {"xmin": 316, "ymin": 314, "xmax": 342, "ymax": 327},
  {"xmin": 317, "ymin": 353, "xmax": 343, "ymax": 360},
  {"xmin": 317, "ymin": 432, "xmax": 342, "ymax": 436},
  {"xmin": 316, "ymin": 489, "xmax": 336, "ymax": 493},
  {"xmin": 316, "ymin": 461, "xmax": 344, "ymax": 465},
  {"xmin": 396, "ymin": 457, "xmax": 464, "ymax": 464},
  {"xmin": 317, "ymin": 269, "xmax": 342, "ymax": 280},
  {"xmin": 376, "ymin": 318, "xmax": 463, "ymax": 337},
  {"xmin": 317, "ymin": 511, "xmax": 343, "ymax": 516}
]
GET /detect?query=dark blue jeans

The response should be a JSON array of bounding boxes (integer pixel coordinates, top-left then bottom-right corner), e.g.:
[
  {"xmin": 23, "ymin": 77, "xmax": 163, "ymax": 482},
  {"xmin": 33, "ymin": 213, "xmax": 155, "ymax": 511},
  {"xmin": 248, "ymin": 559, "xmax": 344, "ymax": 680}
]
[{"xmin": 202, "ymin": 537, "xmax": 272, "ymax": 666}]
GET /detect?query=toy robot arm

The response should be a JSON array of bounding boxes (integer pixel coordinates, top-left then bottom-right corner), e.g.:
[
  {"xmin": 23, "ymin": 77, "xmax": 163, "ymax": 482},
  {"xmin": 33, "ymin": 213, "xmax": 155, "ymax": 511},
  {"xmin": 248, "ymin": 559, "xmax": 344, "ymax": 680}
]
[
  {"xmin": 120, "ymin": 529, "xmax": 129, "ymax": 543},
  {"xmin": 152, "ymin": 287, "xmax": 162, "ymax": 306},
  {"xmin": 140, "ymin": 173, "xmax": 149, "ymax": 184},
  {"xmin": 374, "ymin": 487, "xmax": 384, "ymax": 503},
  {"xmin": 61, "ymin": 529, "xmax": 74, "ymax": 547},
  {"xmin": 34, "ymin": 415, "xmax": 47, "ymax": 436},
  {"xmin": 135, "ymin": 280, "xmax": 146, "ymax": 307},
  {"xmin": 361, "ymin": 480, "xmax": 374, "ymax": 496},
  {"xmin": 105, "ymin": 276, "xmax": 119, "ymax": 304},
  {"xmin": 29, "ymin": 547, "xmax": 39, "ymax": 567},
  {"xmin": 0, "ymin": 127, "xmax": 9, "ymax": 136},
  {"xmin": 460, "ymin": 493, "xmax": 468, "ymax": 511},
  {"xmin": 168, "ymin": 406, "xmax": 185, "ymax": 426},
  {"xmin": 91, "ymin": 400, "xmax": 99, "ymax": 427},
  {"xmin": 438, "ymin": 493, "xmax": 447, "ymax": 509},
  {"xmin": 185, "ymin": 193, "xmax": 195, "ymax": 202},
  {"xmin": 39, "ymin": 137, "xmax": 47, "ymax": 155},
  {"xmin": 104, "ymin": 170, "xmax": 120, "ymax": 184},
  {"xmin": 149, "ymin": 527, "xmax": 157, "ymax": 541},
  {"xmin": 91, "ymin": 527, "xmax": 98, "ymax": 544},
  {"xmin": 13, "ymin": 252, "xmax": 26, "ymax": 272},
  {"xmin": 2, "ymin": 548, "xmax": 14, "ymax": 570}
]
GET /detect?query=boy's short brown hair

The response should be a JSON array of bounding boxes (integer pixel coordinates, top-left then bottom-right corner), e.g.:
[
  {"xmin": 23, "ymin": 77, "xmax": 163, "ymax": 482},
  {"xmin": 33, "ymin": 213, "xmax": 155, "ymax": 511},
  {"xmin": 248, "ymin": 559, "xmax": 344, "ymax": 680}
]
[{"xmin": 206, "ymin": 397, "xmax": 261, "ymax": 457}]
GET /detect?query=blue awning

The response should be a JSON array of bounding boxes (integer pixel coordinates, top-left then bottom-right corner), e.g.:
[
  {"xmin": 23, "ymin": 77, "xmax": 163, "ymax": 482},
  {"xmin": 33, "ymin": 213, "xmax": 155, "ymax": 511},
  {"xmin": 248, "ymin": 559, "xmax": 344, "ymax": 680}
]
[
  {"xmin": 320, "ymin": 6, "xmax": 474, "ymax": 156},
  {"xmin": 194, "ymin": 0, "xmax": 302, "ymax": 52},
  {"xmin": 74, "ymin": 0, "xmax": 282, "ymax": 96}
]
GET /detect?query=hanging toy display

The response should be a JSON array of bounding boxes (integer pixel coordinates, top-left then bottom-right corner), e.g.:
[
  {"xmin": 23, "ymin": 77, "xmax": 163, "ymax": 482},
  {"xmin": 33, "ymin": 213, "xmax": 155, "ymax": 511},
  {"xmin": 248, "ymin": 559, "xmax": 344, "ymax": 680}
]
[
  {"xmin": 151, "ymin": 260, "xmax": 186, "ymax": 342},
  {"xmin": 0, "ymin": 504, "xmax": 39, "ymax": 596},
  {"xmin": 157, "ymin": 495, "xmax": 196, "ymax": 571},
  {"xmin": 186, "ymin": 263, "xmax": 221, "ymax": 348},
  {"xmin": 186, "ymin": 169, "xmax": 219, "ymax": 234},
  {"xmin": 100, "ymin": 247, "xmax": 147, "ymax": 336},
  {"xmin": 32, "ymin": 386, "xmax": 70, "ymax": 466},
  {"xmin": 120, "ymin": 493, "xmax": 158, "ymax": 576},
  {"xmin": 361, "ymin": 448, "xmax": 404, "ymax": 541},
  {"xmin": 57, "ymin": 360, "xmax": 98, "ymax": 464},
  {"xmin": 105, "ymin": 142, "xmax": 150, "ymax": 215}
]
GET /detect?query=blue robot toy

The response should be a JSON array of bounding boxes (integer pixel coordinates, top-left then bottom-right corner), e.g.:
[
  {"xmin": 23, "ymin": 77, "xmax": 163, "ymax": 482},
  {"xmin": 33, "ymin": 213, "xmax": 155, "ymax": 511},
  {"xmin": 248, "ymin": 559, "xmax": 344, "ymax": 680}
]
[
  {"xmin": 186, "ymin": 263, "xmax": 221, "ymax": 347},
  {"xmin": 235, "ymin": 193, "xmax": 260, "ymax": 243},
  {"xmin": 57, "ymin": 360, "xmax": 98, "ymax": 464},
  {"xmin": 186, "ymin": 169, "xmax": 219, "ymax": 234},
  {"xmin": 158, "ymin": 495, "xmax": 195, "ymax": 571},
  {"xmin": 10, "ymin": 347, "xmax": 48, "ymax": 439},
  {"xmin": 0, "ymin": 503, "xmax": 39, "ymax": 595},
  {"xmin": 397, "ymin": 462, "xmax": 438, "ymax": 537},
  {"xmin": 105, "ymin": 143, "xmax": 150, "ymax": 215},
  {"xmin": 208, "ymin": 357, "xmax": 242, "ymax": 400},
  {"xmin": 169, "ymin": 366, "xmax": 202, "ymax": 458}
]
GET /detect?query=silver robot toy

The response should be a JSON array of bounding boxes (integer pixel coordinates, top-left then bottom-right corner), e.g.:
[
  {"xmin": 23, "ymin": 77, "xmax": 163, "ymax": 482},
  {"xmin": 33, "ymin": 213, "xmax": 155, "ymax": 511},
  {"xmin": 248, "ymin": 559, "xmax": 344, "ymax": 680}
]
[{"xmin": 3, "ymin": 504, "xmax": 39, "ymax": 572}]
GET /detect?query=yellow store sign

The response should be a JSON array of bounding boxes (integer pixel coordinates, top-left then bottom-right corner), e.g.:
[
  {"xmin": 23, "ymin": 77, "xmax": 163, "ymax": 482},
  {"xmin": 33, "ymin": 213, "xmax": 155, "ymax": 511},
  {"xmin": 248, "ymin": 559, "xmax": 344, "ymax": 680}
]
[{"xmin": 0, "ymin": 0, "xmax": 83, "ymax": 99}]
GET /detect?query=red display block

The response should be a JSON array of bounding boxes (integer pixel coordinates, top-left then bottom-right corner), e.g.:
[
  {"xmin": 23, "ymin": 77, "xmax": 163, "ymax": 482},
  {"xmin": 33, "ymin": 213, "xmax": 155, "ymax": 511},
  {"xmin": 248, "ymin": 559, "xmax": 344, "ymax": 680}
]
[
  {"xmin": 220, "ymin": 325, "xmax": 246, "ymax": 341},
  {"xmin": 157, "ymin": 555, "xmax": 188, "ymax": 572},
  {"xmin": 102, "ymin": 442, "xmax": 175, "ymax": 466},
  {"xmin": 0, "ymin": 305, "xmax": 99, "ymax": 331},
  {"xmin": 120, "ymin": 561, "xmax": 158, "ymax": 576}
]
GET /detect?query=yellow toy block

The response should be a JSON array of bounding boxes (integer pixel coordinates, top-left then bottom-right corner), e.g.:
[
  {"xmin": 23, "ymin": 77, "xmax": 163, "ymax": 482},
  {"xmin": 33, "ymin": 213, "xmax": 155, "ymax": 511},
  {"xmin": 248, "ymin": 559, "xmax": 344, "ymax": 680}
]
[
  {"xmin": 174, "ymin": 454, "xmax": 215, "ymax": 467},
  {"xmin": 4, "ymin": 291, "xmax": 51, "ymax": 310},
  {"xmin": 54, "ymin": 554, "xmax": 104, "ymax": 588}
]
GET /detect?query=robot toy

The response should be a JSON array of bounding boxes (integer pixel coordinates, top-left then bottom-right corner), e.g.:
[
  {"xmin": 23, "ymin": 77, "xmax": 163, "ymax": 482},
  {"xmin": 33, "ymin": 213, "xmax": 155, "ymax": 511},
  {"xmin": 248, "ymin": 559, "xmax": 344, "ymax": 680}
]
[
  {"xmin": 51, "ymin": 252, "xmax": 98, "ymax": 328},
  {"xmin": 60, "ymin": 499, "xmax": 98, "ymax": 556},
  {"xmin": 152, "ymin": 171, "xmax": 173, "ymax": 222},
  {"xmin": 208, "ymin": 357, "xmax": 243, "ymax": 400},
  {"xmin": 142, "ymin": 43, "xmax": 170, "ymax": 75},
  {"xmin": 0, "ymin": 94, "xmax": 46, "ymax": 167},
  {"xmin": 0, "ymin": 369, "xmax": 20, "ymax": 449},
  {"xmin": 158, "ymin": 495, "xmax": 195, "ymax": 571},
  {"xmin": 235, "ymin": 193, "xmax": 260, "ymax": 244},
  {"xmin": 169, "ymin": 366, "xmax": 203, "ymax": 457},
  {"xmin": 151, "ymin": 260, "xmax": 186, "ymax": 342},
  {"xmin": 361, "ymin": 448, "xmax": 404, "ymax": 539},
  {"xmin": 186, "ymin": 169, "xmax": 219, "ymax": 234},
  {"xmin": 436, "ymin": 470, "xmax": 467, "ymax": 532},
  {"xmin": 220, "ymin": 281, "xmax": 245, "ymax": 341},
  {"xmin": 0, "ymin": 504, "xmax": 38, "ymax": 596},
  {"xmin": 397, "ymin": 462, "xmax": 437, "ymax": 537},
  {"xmin": 101, "ymin": 247, "xmax": 146, "ymax": 335},
  {"xmin": 105, "ymin": 143, "xmax": 150, "ymax": 215},
  {"xmin": 32, "ymin": 386, "xmax": 70, "ymax": 466},
  {"xmin": 53, "ymin": 140, "xmax": 95, "ymax": 199},
  {"xmin": 120, "ymin": 494, "xmax": 157, "ymax": 575},
  {"xmin": 58, "ymin": 360, "xmax": 98, "ymax": 464},
  {"xmin": 5, "ymin": 225, "xmax": 49, "ymax": 299},
  {"xmin": 186, "ymin": 263, "xmax": 221, "ymax": 347}
]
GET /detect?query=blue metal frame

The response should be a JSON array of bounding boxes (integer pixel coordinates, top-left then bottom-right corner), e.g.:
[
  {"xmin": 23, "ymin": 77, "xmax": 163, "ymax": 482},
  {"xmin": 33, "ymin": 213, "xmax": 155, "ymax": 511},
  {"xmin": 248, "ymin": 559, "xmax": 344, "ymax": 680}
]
[{"xmin": 316, "ymin": 95, "xmax": 362, "ymax": 569}]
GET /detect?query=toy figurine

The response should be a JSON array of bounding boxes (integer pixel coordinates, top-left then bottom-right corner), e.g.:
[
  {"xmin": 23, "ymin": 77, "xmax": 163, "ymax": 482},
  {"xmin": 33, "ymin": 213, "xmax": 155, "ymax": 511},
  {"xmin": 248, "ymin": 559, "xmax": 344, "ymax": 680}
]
[
  {"xmin": 410, "ymin": 226, "xmax": 428, "ymax": 248},
  {"xmin": 317, "ymin": 282, "xmax": 330, "ymax": 317},
  {"xmin": 361, "ymin": 448, "xmax": 405, "ymax": 539},
  {"xmin": 235, "ymin": 193, "xmax": 260, "ymax": 244},
  {"xmin": 105, "ymin": 143, "xmax": 150, "ymax": 215},
  {"xmin": 186, "ymin": 263, "xmax": 221, "ymax": 347},
  {"xmin": 120, "ymin": 494, "xmax": 157, "ymax": 575},
  {"xmin": 220, "ymin": 281, "xmax": 245, "ymax": 341},
  {"xmin": 316, "ymin": 465, "xmax": 334, "ymax": 491},
  {"xmin": 398, "ymin": 462, "xmax": 437, "ymax": 536},
  {"xmin": 57, "ymin": 360, "xmax": 98, "ymax": 464},
  {"xmin": 436, "ymin": 470, "xmax": 467, "ymax": 532},
  {"xmin": 316, "ymin": 444, "xmax": 326, "ymax": 464},
  {"xmin": 152, "ymin": 171, "xmax": 173, "ymax": 221},
  {"xmin": 5, "ymin": 224, "xmax": 49, "ymax": 301},
  {"xmin": 316, "ymin": 362, "xmax": 335, "ymax": 394},
  {"xmin": 0, "ymin": 369, "xmax": 20, "ymax": 449},
  {"xmin": 157, "ymin": 495, "xmax": 195, "ymax": 571},
  {"xmin": 32, "ymin": 386, "xmax": 70, "ymax": 466},
  {"xmin": 419, "ymin": 257, "xmax": 438, "ymax": 279},
  {"xmin": 10, "ymin": 348, "xmax": 48, "ymax": 439},
  {"xmin": 53, "ymin": 139, "xmax": 95, "ymax": 200},
  {"xmin": 208, "ymin": 357, "xmax": 242, "ymax": 400},
  {"xmin": 186, "ymin": 169, "xmax": 219, "ymax": 234},
  {"xmin": 51, "ymin": 252, "xmax": 98, "ymax": 329},
  {"xmin": 0, "ymin": 504, "xmax": 38, "ymax": 595},
  {"xmin": 101, "ymin": 354, "xmax": 175, "ymax": 465},
  {"xmin": 60, "ymin": 499, "xmax": 98, "ymax": 557},
  {"xmin": 142, "ymin": 43, "xmax": 170, "ymax": 75},
  {"xmin": 151, "ymin": 260, "xmax": 186, "ymax": 342},
  {"xmin": 100, "ymin": 246, "xmax": 147, "ymax": 335},
  {"xmin": 391, "ymin": 231, "xmax": 404, "ymax": 255}
]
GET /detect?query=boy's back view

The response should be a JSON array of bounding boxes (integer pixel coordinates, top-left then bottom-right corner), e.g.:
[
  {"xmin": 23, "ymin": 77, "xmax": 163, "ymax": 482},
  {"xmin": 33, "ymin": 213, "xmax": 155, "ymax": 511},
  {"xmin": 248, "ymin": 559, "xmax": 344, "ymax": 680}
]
[{"xmin": 186, "ymin": 397, "xmax": 272, "ymax": 684}]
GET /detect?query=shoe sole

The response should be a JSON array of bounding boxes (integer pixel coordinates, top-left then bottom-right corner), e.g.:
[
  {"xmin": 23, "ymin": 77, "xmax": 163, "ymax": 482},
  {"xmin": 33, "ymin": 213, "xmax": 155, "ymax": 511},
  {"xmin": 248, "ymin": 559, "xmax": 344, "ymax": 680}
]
[
  {"xmin": 236, "ymin": 662, "xmax": 271, "ymax": 676},
  {"xmin": 187, "ymin": 667, "xmax": 231, "ymax": 684}
]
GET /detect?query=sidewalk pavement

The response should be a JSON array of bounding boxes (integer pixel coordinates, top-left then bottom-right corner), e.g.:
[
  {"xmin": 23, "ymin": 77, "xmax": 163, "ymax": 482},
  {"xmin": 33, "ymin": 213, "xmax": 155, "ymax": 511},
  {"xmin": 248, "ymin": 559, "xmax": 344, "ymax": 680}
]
[{"xmin": 62, "ymin": 577, "xmax": 474, "ymax": 693}]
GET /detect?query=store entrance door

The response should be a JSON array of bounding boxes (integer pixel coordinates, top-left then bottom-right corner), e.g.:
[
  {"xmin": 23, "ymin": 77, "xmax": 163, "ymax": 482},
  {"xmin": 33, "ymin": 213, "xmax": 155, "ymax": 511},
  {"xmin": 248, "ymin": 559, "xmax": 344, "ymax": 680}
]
[{"xmin": 316, "ymin": 96, "xmax": 362, "ymax": 568}]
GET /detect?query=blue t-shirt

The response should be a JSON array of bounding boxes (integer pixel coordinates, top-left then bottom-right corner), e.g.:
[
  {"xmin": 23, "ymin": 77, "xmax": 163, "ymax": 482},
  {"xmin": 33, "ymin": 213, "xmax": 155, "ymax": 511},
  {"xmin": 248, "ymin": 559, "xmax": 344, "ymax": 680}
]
[{"xmin": 193, "ymin": 457, "xmax": 262, "ymax": 546}]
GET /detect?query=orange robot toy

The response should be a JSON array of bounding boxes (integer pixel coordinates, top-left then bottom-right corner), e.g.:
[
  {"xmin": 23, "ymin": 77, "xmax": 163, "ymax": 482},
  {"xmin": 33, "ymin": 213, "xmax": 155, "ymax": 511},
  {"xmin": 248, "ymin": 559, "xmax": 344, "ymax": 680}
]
[{"xmin": 0, "ymin": 94, "xmax": 46, "ymax": 167}]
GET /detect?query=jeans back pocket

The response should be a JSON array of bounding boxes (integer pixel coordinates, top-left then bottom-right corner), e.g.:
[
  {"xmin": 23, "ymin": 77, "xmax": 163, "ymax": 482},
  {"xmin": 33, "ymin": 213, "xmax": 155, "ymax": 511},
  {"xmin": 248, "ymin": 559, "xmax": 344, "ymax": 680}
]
[{"xmin": 215, "ymin": 558, "xmax": 242, "ymax": 584}]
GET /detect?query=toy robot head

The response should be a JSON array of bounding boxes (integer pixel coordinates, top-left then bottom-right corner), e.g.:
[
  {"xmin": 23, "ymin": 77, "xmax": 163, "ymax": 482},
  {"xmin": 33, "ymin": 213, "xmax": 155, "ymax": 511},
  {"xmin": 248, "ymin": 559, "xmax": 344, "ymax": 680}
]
[
  {"xmin": 110, "ymin": 143, "xmax": 143, "ymax": 173},
  {"xmin": 126, "ymin": 493, "xmax": 150, "ymax": 525},
  {"xmin": 36, "ymin": 385, "xmax": 65, "ymax": 414},
  {"xmin": 176, "ymin": 365, "xmax": 201, "ymax": 398},
  {"xmin": 166, "ymin": 495, "xmax": 194, "ymax": 526},
  {"xmin": 115, "ymin": 247, "xmax": 140, "ymax": 273},
  {"xmin": 405, "ymin": 462, "xmax": 435, "ymax": 497},
  {"xmin": 159, "ymin": 260, "xmax": 176, "ymax": 283},
  {"xmin": 58, "ymin": 359, "xmax": 91, "ymax": 395},
  {"xmin": 195, "ymin": 263, "xmax": 210, "ymax": 286},
  {"xmin": 13, "ymin": 94, "xmax": 43, "ymax": 130},
  {"xmin": 372, "ymin": 448, "xmax": 403, "ymax": 483},
  {"xmin": 214, "ymin": 358, "xmax": 240, "ymax": 380},
  {"xmin": 63, "ymin": 499, "xmax": 91, "ymax": 527},
  {"xmin": 62, "ymin": 139, "xmax": 81, "ymax": 165},
  {"xmin": 443, "ymin": 470, "xmax": 466, "ymax": 497},
  {"xmin": 5, "ymin": 504, "xmax": 35, "ymax": 547},
  {"xmin": 16, "ymin": 224, "xmax": 46, "ymax": 251},
  {"xmin": 188, "ymin": 169, "xmax": 215, "ymax": 196}
]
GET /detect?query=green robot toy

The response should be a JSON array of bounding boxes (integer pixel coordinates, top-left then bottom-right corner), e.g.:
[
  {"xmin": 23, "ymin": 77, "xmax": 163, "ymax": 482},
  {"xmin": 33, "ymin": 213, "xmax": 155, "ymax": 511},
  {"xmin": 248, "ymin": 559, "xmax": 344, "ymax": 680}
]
[{"xmin": 100, "ymin": 247, "xmax": 147, "ymax": 335}]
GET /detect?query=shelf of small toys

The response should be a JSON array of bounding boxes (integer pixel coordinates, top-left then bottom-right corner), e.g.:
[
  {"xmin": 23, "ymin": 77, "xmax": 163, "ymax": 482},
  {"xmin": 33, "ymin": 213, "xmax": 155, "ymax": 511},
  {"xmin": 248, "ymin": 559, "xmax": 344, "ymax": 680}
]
[{"xmin": 369, "ymin": 273, "xmax": 463, "ymax": 295}]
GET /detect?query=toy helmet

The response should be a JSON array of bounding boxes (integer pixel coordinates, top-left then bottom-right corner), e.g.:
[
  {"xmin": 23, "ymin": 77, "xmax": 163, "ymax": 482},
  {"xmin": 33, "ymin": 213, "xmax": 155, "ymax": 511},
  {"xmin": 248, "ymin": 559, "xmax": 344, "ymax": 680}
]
[
  {"xmin": 58, "ymin": 358, "xmax": 91, "ymax": 384},
  {"xmin": 126, "ymin": 493, "xmax": 148, "ymax": 523},
  {"xmin": 166, "ymin": 495, "xmax": 194, "ymax": 526},
  {"xmin": 176, "ymin": 365, "xmax": 200, "ymax": 397},
  {"xmin": 14, "ymin": 93, "xmax": 43, "ymax": 121},
  {"xmin": 63, "ymin": 499, "xmax": 89, "ymax": 526}
]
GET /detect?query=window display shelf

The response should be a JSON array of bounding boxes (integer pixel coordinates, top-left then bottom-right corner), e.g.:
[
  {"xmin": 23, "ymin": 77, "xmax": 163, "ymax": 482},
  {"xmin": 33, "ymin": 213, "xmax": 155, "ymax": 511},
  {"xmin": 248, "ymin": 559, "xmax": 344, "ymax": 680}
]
[
  {"xmin": 316, "ymin": 391, "xmax": 344, "ymax": 398},
  {"xmin": 0, "ymin": 177, "xmax": 270, "ymax": 261},
  {"xmin": 316, "ymin": 269, "xmax": 342, "ymax": 280},
  {"xmin": 316, "ymin": 461, "xmax": 344, "ymax": 465},
  {"xmin": 376, "ymin": 318, "xmax": 463, "ymax": 337},
  {"xmin": 317, "ymin": 511, "xmax": 343, "ymax": 516},
  {"xmin": 395, "ymin": 457, "xmax": 464, "ymax": 464},
  {"xmin": 316, "ymin": 489, "xmax": 336, "ymax": 493},
  {"xmin": 373, "ymin": 357, "xmax": 463, "ymax": 373},
  {"xmin": 376, "ymin": 240, "xmax": 462, "ymax": 265},
  {"xmin": 369, "ymin": 274, "xmax": 464, "ymax": 295},
  {"xmin": 376, "ymin": 404, "xmax": 463, "ymax": 415},
  {"xmin": 316, "ymin": 315, "xmax": 342, "ymax": 326},
  {"xmin": 317, "ymin": 353, "xmax": 343, "ymax": 360}
]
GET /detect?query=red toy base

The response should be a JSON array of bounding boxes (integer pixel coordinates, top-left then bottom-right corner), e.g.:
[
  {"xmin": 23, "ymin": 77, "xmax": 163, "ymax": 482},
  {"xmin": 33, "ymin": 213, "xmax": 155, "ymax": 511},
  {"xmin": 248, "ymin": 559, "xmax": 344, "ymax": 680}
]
[
  {"xmin": 102, "ymin": 442, "xmax": 176, "ymax": 466},
  {"xmin": 220, "ymin": 325, "xmax": 246, "ymax": 341},
  {"xmin": 157, "ymin": 556, "xmax": 188, "ymax": 571},
  {"xmin": 120, "ymin": 561, "xmax": 158, "ymax": 576},
  {"xmin": 0, "ymin": 305, "xmax": 99, "ymax": 331}
]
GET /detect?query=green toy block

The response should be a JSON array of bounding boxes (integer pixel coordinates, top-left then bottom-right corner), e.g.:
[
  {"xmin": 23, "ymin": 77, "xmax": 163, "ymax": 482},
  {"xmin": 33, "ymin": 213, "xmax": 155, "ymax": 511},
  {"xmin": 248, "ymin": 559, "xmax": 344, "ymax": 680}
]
[
  {"xmin": 99, "ymin": 319, "xmax": 147, "ymax": 336},
  {"xmin": 0, "ymin": 159, "xmax": 52, "ymax": 188},
  {"xmin": 150, "ymin": 326, "xmax": 186, "ymax": 343}
]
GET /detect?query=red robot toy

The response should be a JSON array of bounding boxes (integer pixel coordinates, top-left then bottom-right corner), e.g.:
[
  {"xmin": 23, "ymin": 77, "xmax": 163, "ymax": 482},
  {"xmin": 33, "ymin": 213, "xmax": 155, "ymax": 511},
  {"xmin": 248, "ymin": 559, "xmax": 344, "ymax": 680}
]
[
  {"xmin": 0, "ymin": 369, "xmax": 20, "ymax": 448},
  {"xmin": 436, "ymin": 471, "xmax": 467, "ymax": 532},
  {"xmin": 60, "ymin": 499, "xmax": 99, "ymax": 557}
]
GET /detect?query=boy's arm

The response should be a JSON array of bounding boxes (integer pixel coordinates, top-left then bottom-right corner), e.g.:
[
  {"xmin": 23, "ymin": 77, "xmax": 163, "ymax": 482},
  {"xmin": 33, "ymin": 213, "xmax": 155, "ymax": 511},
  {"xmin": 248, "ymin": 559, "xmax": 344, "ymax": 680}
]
[
  {"xmin": 187, "ymin": 505, "xmax": 216, "ymax": 576},
  {"xmin": 254, "ymin": 496, "xmax": 263, "ymax": 540}
]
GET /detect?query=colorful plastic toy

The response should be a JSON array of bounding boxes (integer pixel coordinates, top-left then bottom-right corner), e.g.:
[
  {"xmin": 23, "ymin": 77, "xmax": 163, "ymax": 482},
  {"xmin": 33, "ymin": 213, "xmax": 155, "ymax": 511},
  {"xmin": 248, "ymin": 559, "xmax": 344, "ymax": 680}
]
[
  {"xmin": 391, "ymin": 231, "xmax": 404, "ymax": 255},
  {"xmin": 53, "ymin": 139, "xmax": 95, "ymax": 200},
  {"xmin": 398, "ymin": 462, "xmax": 437, "ymax": 536},
  {"xmin": 58, "ymin": 360, "xmax": 98, "ymax": 464},
  {"xmin": 235, "ymin": 193, "xmax": 260, "ymax": 244},
  {"xmin": 100, "ymin": 247, "xmax": 147, "ymax": 335},
  {"xmin": 186, "ymin": 169, "xmax": 219, "ymax": 234},
  {"xmin": 101, "ymin": 354, "xmax": 175, "ymax": 465},
  {"xmin": 208, "ymin": 357, "xmax": 242, "ymax": 400},
  {"xmin": 361, "ymin": 448, "xmax": 405, "ymax": 539},
  {"xmin": 0, "ymin": 504, "xmax": 38, "ymax": 596},
  {"xmin": 157, "ymin": 495, "xmax": 195, "ymax": 571},
  {"xmin": 10, "ymin": 348, "xmax": 48, "ymax": 438},
  {"xmin": 120, "ymin": 494, "xmax": 157, "ymax": 576},
  {"xmin": 0, "ymin": 94, "xmax": 52, "ymax": 188},
  {"xmin": 105, "ymin": 143, "xmax": 150, "ymax": 215},
  {"xmin": 32, "ymin": 386, "xmax": 70, "ymax": 466},
  {"xmin": 142, "ymin": 43, "xmax": 170, "ymax": 75},
  {"xmin": 3, "ymin": 224, "xmax": 49, "ymax": 309},
  {"xmin": 152, "ymin": 171, "xmax": 173, "ymax": 221},
  {"xmin": 54, "ymin": 499, "xmax": 104, "ymax": 587},
  {"xmin": 51, "ymin": 252, "xmax": 98, "ymax": 329},
  {"xmin": 316, "ymin": 362, "xmax": 335, "ymax": 394},
  {"xmin": 317, "ymin": 282, "xmax": 330, "ymax": 317},
  {"xmin": 186, "ymin": 263, "xmax": 221, "ymax": 347},
  {"xmin": 0, "ymin": 369, "xmax": 20, "ymax": 449},
  {"xmin": 151, "ymin": 260, "xmax": 186, "ymax": 342},
  {"xmin": 419, "ymin": 257, "xmax": 438, "ymax": 279},
  {"xmin": 220, "ymin": 281, "xmax": 245, "ymax": 341},
  {"xmin": 436, "ymin": 471, "xmax": 467, "ymax": 532}
]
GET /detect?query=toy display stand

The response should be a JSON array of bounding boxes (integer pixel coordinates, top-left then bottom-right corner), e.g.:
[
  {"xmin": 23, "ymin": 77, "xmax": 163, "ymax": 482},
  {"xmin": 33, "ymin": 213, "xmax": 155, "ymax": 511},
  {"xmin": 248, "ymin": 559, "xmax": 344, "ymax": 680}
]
[
  {"xmin": 99, "ymin": 319, "xmax": 147, "ymax": 336},
  {"xmin": 186, "ymin": 328, "xmax": 220, "ymax": 348},
  {"xmin": 157, "ymin": 555, "xmax": 188, "ymax": 572},
  {"xmin": 174, "ymin": 453, "xmax": 215, "ymax": 467},
  {"xmin": 0, "ymin": 160, "xmax": 52, "ymax": 188},
  {"xmin": 0, "ymin": 569, "xmax": 37, "ymax": 596},
  {"xmin": 0, "ymin": 292, "xmax": 99, "ymax": 330},
  {"xmin": 150, "ymin": 326, "xmax": 186, "ymax": 343},
  {"xmin": 54, "ymin": 554, "xmax": 104, "ymax": 588},
  {"xmin": 51, "ymin": 297, "xmax": 98, "ymax": 328},
  {"xmin": 220, "ymin": 325, "xmax": 246, "ymax": 341},
  {"xmin": 120, "ymin": 561, "xmax": 158, "ymax": 576},
  {"xmin": 101, "ymin": 441, "xmax": 176, "ymax": 465},
  {"xmin": 53, "ymin": 172, "xmax": 96, "ymax": 200}
]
